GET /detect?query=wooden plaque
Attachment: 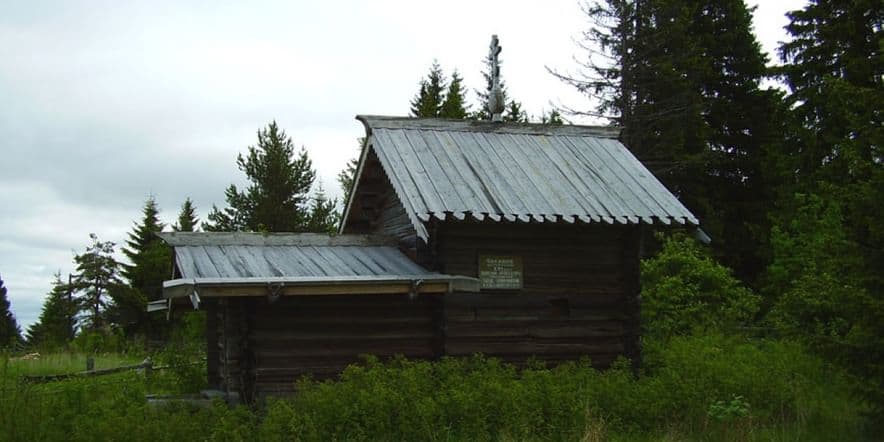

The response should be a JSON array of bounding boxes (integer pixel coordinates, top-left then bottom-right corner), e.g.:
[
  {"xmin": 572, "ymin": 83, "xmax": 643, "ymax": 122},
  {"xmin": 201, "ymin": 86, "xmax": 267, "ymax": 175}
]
[{"xmin": 478, "ymin": 255, "xmax": 523, "ymax": 290}]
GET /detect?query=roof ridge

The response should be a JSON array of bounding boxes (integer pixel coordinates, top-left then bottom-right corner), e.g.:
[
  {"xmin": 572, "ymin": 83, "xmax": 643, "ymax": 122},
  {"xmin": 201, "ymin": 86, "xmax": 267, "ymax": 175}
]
[{"xmin": 356, "ymin": 115, "xmax": 621, "ymax": 139}]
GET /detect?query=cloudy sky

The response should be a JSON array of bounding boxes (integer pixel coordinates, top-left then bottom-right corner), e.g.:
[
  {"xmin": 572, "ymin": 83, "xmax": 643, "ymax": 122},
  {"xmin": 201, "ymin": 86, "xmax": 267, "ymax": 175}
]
[{"xmin": 1, "ymin": 0, "xmax": 806, "ymax": 331}]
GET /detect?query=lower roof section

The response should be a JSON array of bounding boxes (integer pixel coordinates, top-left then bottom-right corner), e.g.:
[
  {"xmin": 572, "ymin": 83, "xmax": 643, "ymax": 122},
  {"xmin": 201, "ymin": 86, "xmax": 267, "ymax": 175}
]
[{"xmin": 157, "ymin": 232, "xmax": 479, "ymax": 303}]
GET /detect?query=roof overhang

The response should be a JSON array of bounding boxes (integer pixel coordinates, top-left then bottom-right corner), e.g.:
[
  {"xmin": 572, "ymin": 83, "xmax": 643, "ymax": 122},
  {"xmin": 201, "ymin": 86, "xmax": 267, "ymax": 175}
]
[{"xmin": 161, "ymin": 274, "xmax": 480, "ymax": 310}]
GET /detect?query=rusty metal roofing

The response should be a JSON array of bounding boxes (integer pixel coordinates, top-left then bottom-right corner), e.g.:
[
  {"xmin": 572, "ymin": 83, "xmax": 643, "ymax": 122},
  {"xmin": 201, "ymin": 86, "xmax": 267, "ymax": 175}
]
[
  {"xmin": 158, "ymin": 232, "xmax": 435, "ymax": 279},
  {"xmin": 350, "ymin": 116, "xmax": 698, "ymax": 240}
]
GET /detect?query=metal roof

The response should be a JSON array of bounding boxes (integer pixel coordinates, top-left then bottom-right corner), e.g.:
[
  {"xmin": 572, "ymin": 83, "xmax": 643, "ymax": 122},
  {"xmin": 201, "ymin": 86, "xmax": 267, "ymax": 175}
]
[
  {"xmin": 158, "ymin": 233, "xmax": 435, "ymax": 279},
  {"xmin": 349, "ymin": 116, "xmax": 698, "ymax": 240},
  {"xmin": 157, "ymin": 233, "xmax": 481, "ymax": 300}
]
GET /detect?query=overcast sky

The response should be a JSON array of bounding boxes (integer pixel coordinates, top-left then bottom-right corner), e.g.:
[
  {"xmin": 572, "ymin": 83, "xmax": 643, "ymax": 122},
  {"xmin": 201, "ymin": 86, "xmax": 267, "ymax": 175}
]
[{"xmin": 1, "ymin": 0, "xmax": 807, "ymax": 331}]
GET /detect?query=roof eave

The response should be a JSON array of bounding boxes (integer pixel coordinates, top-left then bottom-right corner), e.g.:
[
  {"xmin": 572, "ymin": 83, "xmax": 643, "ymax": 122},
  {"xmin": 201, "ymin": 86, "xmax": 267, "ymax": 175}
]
[{"xmin": 162, "ymin": 275, "xmax": 480, "ymax": 300}]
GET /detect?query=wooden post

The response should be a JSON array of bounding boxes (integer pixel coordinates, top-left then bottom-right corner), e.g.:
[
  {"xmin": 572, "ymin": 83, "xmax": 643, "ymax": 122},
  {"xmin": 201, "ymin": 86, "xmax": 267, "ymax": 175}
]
[
  {"xmin": 86, "ymin": 356, "xmax": 94, "ymax": 372},
  {"xmin": 143, "ymin": 357, "xmax": 153, "ymax": 381}
]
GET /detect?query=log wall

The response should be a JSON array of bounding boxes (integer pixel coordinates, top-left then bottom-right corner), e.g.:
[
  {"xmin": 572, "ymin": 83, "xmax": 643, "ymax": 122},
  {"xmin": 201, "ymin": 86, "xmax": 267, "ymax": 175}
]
[
  {"xmin": 207, "ymin": 221, "xmax": 642, "ymax": 401},
  {"xmin": 433, "ymin": 221, "xmax": 641, "ymax": 368}
]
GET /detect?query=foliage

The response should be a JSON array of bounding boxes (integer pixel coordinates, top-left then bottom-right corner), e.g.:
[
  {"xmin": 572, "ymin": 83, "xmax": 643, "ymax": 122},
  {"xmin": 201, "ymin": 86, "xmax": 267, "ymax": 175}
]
[
  {"xmin": 554, "ymin": 0, "xmax": 782, "ymax": 284},
  {"xmin": 411, "ymin": 62, "xmax": 470, "ymax": 119},
  {"xmin": 410, "ymin": 60, "xmax": 447, "ymax": 118},
  {"xmin": 502, "ymin": 100, "xmax": 528, "ymax": 123},
  {"xmin": 172, "ymin": 197, "xmax": 199, "ymax": 232},
  {"xmin": 765, "ymin": 193, "xmax": 884, "ymax": 419},
  {"xmin": 765, "ymin": 2, "xmax": 883, "ymax": 418},
  {"xmin": 155, "ymin": 312, "xmax": 207, "ymax": 393},
  {"xmin": 204, "ymin": 121, "xmax": 316, "ymax": 232},
  {"xmin": 118, "ymin": 197, "xmax": 171, "ymax": 338},
  {"xmin": 641, "ymin": 233, "xmax": 760, "ymax": 338},
  {"xmin": 440, "ymin": 70, "xmax": 469, "ymax": 119},
  {"xmin": 305, "ymin": 183, "xmax": 339, "ymax": 235},
  {"xmin": 0, "ymin": 274, "xmax": 22, "ymax": 348},
  {"xmin": 539, "ymin": 109, "xmax": 564, "ymax": 125},
  {"xmin": 71, "ymin": 234, "xmax": 123, "ymax": 332},
  {"xmin": 25, "ymin": 272, "xmax": 77, "ymax": 350},
  {"xmin": 0, "ymin": 333, "xmax": 870, "ymax": 441},
  {"xmin": 256, "ymin": 335, "xmax": 864, "ymax": 440}
]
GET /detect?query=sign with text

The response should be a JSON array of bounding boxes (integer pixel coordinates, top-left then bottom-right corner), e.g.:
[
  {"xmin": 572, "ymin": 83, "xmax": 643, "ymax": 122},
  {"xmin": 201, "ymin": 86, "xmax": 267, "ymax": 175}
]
[{"xmin": 479, "ymin": 255, "xmax": 523, "ymax": 290}]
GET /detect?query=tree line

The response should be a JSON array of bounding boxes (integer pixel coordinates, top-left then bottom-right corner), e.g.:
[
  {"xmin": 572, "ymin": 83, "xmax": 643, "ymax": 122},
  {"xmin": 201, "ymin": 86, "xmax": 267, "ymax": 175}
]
[
  {"xmin": 2, "ymin": 121, "xmax": 341, "ymax": 351},
  {"xmin": 1, "ymin": 0, "xmax": 879, "ymax": 418},
  {"xmin": 551, "ymin": 0, "xmax": 881, "ymax": 417}
]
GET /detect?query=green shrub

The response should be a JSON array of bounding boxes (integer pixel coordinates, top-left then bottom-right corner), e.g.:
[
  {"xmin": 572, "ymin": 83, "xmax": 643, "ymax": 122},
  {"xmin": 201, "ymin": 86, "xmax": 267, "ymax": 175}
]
[
  {"xmin": 257, "ymin": 336, "xmax": 865, "ymax": 440},
  {"xmin": 0, "ymin": 339, "xmax": 870, "ymax": 440},
  {"xmin": 641, "ymin": 233, "xmax": 761, "ymax": 338}
]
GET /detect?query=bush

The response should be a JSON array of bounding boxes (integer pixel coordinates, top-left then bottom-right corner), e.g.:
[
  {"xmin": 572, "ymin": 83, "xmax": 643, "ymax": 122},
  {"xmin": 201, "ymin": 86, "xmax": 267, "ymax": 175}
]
[
  {"xmin": 0, "ymin": 336, "xmax": 869, "ymax": 440},
  {"xmin": 641, "ymin": 233, "xmax": 761, "ymax": 337},
  {"xmin": 257, "ymin": 336, "xmax": 865, "ymax": 440}
]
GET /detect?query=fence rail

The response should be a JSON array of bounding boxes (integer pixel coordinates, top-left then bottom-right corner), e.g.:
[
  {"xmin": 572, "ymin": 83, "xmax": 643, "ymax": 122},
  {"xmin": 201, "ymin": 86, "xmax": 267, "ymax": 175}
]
[{"xmin": 20, "ymin": 358, "xmax": 203, "ymax": 383}]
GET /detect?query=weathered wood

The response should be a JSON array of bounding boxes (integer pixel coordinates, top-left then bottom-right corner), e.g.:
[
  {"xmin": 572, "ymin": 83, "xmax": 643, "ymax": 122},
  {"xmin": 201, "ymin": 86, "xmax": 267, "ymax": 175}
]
[{"xmin": 159, "ymin": 232, "xmax": 397, "ymax": 247}]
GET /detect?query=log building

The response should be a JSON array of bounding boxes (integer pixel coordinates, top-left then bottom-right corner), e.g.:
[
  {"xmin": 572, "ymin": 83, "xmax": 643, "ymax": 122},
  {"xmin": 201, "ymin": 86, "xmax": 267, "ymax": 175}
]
[{"xmin": 159, "ymin": 116, "xmax": 698, "ymax": 402}]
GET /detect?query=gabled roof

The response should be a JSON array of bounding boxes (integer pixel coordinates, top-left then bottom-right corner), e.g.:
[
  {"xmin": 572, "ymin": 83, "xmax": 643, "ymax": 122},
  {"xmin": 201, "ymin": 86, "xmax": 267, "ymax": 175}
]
[
  {"xmin": 157, "ymin": 232, "xmax": 478, "ymax": 302},
  {"xmin": 343, "ymin": 116, "xmax": 698, "ymax": 241}
]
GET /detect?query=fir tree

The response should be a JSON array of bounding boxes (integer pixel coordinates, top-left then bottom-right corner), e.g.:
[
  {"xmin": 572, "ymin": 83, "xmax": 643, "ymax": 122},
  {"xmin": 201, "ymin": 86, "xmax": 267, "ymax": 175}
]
[
  {"xmin": 172, "ymin": 198, "xmax": 199, "ymax": 232},
  {"xmin": 306, "ymin": 183, "xmax": 340, "ymax": 235},
  {"xmin": 553, "ymin": 0, "xmax": 781, "ymax": 283},
  {"xmin": 410, "ymin": 61, "xmax": 447, "ymax": 118},
  {"xmin": 771, "ymin": 0, "xmax": 883, "ymax": 416},
  {"xmin": 25, "ymin": 272, "xmax": 77, "ymax": 349},
  {"xmin": 204, "ymin": 121, "xmax": 317, "ymax": 232},
  {"xmin": 503, "ymin": 100, "xmax": 528, "ymax": 123},
  {"xmin": 122, "ymin": 196, "xmax": 169, "ymax": 301},
  {"xmin": 71, "ymin": 234, "xmax": 123, "ymax": 332},
  {"xmin": 440, "ymin": 70, "xmax": 469, "ymax": 119},
  {"xmin": 0, "ymin": 274, "xmax": 23, "ymax": 348},
  {"xmin": 116, "ymin": 197, "xmax": 171, "ymax": 336},
  {"xmin": 540, "ymin": 109, "xmax": 564, "ymax": 125}
]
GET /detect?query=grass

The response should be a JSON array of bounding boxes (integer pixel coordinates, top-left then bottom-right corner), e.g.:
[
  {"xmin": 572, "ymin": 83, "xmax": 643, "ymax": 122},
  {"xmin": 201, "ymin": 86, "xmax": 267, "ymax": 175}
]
[
  {"xmin": 3, "ymin": 352, "xmax": 144, "ymax": 377},
  {"xmin": 0, "ymin": 334, "xmax": 874, "ymax": 441}
]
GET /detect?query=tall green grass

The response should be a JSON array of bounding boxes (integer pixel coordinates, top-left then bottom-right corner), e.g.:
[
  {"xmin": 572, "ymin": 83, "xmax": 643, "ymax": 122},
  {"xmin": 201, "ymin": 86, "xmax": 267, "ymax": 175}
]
[{"xmin": 0, "ymin": 335, "xmax": 872, "ymax": 441}]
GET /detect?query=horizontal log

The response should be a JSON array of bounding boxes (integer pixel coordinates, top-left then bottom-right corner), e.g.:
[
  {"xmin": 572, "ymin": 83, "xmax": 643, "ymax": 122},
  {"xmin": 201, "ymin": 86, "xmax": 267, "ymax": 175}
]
[
  {"xmin": 250, "ymin": 327, "xmax": 435, "ymax": 341},
  {"xmin": 254, "ymin": 312, "xmax": 433, "ymax": 331},
  {"xmin": 445, "ymin": 340, "xmax": 624, "ymax": 356},
  {"xmin": 444, "ymin": 307, "xmax": 626, "ymax": 322},
  {"xmin": 445, "ymin": 320, "xmax": 625, "ymax": 339},
  {"xmin": 444, "ymin": 293, "xmax": 623, "ymax": 308}
]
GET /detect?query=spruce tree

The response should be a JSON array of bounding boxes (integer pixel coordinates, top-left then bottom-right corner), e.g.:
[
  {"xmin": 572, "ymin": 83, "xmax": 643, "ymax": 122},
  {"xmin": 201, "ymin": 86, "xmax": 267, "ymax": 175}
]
[
  {"xmin": 71, "ymin": 234, "xmax": 123, "ymax": 332},
  {"xmin": 25, "ymin": 272, "xmax": 77, "ymax": 349},
  {"xmin": 306, "ymin": 183, "xmax": 340, "ymax": 235},
  {"xmin": 503, "ymin": 100, "xmax": 528, "ymax": 123},
  {"xmin": 172, "ymin": 198, "xmax": 199, "ymax": 232},
  {"xmin": 410, "ymin": 61, "xmax": 447, "ymax": 118},
  {"xmin": 0, "ymin": 275, "xmax": 22, "ymax": 348},
  {"xmin": 204, "ymin": 121, "xmax": 317, "ymax": 232},
  {"xmin": 540, "ymin": 109, "xmax": 564, "ymax": 125},
  {"xmin": 554, "ymin": 0, "xmax": 781, "ymax": 283},
  {"xmin": 440, "ymin": 70, "xmax": 469, "ymax": 119},
  {"xmin": 772, "ymin": 0, "xmax": 883, "ymax": 415},
  {"xmin": 122, "ymin": 196, "xmax": 169, "ymax": 301},
  {"xmin": 115, "ymin": 197, "xmax": 171, "ymax": 336}
]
